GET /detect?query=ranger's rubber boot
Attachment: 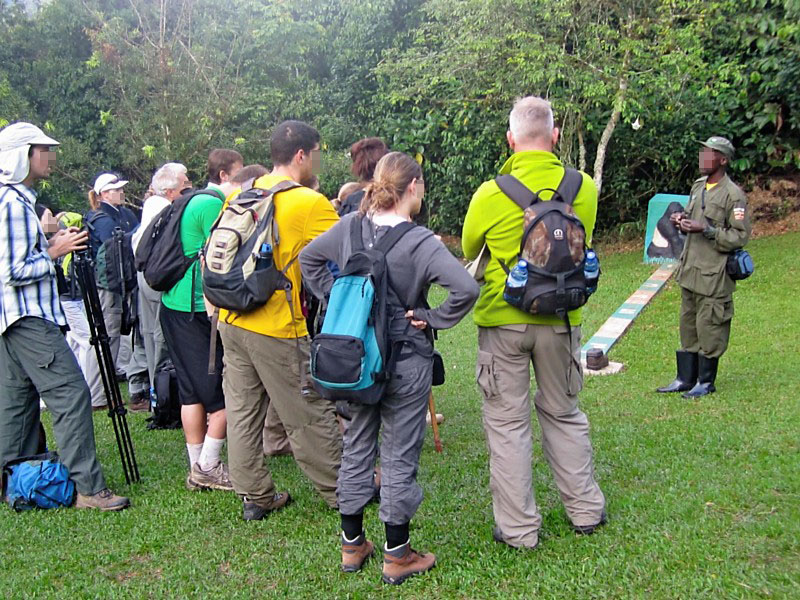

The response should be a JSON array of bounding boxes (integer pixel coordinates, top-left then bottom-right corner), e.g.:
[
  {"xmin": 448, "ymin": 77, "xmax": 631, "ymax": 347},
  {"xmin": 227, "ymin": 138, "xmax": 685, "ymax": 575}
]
[{"xmin": 657, "ymin": 350, "xmax": 698, "ymax": 393}]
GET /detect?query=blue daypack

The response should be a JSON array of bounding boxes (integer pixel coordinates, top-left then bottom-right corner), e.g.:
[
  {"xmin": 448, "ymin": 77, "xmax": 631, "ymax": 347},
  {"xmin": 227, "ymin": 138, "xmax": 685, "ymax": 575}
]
[
  {"xmin": 2, "ymin": 452, "xmax": 75, "ymax": 511},
  {"xmin": 310, "ymin": 217, "xmax": 416, "ymax": 404}
]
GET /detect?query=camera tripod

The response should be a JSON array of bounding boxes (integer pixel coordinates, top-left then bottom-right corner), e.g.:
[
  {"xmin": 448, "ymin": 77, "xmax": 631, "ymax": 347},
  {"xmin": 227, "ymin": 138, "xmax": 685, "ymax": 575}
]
[{"xmin": 73, "ymin": 250, "xmax": 140, "ymax": 484}]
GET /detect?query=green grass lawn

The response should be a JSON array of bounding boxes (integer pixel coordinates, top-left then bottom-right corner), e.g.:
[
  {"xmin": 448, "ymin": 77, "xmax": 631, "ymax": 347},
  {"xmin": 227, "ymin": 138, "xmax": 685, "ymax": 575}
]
[{"xmin": 1, "ymin": 233, "xmax": 798, "ymax": 599}]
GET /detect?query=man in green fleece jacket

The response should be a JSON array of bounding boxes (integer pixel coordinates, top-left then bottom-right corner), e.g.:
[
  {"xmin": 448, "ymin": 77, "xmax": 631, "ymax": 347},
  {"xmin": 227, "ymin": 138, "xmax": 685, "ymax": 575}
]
[{"xmin": 462, "ymin": 96, "xmax": 606, "ymax": 550}]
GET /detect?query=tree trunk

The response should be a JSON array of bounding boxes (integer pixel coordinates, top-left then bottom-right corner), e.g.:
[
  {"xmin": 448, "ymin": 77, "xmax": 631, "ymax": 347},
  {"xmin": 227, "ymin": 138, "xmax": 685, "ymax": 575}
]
[
  {"xmin": 593, "ymin": 48, "xmax": 630, "ymax": 194},
  {"xmin": 577, "ymin": 125, "xmax": 587, "ymax": 172},
  {"xmin": 592, "ymin": 77, "xmax": 627, "ymax": 194}
]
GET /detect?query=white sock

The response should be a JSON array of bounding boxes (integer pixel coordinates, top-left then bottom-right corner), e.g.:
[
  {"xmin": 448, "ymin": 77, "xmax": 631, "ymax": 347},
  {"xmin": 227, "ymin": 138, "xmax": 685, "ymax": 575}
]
[
  {"xmin": 342, "ymin": 532, "xmax": 360, "ymax": 543},
  {"xmin": 187, "ymin": 443, "xmax": 203, "ymax": 468},
  {"xmin": 197, "ymin": 435, "xmax": 224, "ymax": 471}
]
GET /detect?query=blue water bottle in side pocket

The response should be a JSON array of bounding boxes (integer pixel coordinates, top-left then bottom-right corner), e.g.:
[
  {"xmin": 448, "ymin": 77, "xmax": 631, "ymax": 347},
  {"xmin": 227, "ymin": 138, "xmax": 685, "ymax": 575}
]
[
  {"xmin": 584, "ymin": 249, "xmax": 599, "ymax": 295},
  {"xmin": 503, "ymin": 259, "xmax": 528, "ymax": 307}
]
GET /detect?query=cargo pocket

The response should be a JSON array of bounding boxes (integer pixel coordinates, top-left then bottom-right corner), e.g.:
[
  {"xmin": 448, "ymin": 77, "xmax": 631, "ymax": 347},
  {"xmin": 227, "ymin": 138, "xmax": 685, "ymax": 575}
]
[
  {"xmin": 711, "ymin": 300, "xmax": 733, "ymax": 325},
  {"xmin": 35, "ymin": 351, "xmax": 56, "ymax": 370},
  {"xmin": 475, "ymin": 350, "xmax": 500, "ymax": 399}
]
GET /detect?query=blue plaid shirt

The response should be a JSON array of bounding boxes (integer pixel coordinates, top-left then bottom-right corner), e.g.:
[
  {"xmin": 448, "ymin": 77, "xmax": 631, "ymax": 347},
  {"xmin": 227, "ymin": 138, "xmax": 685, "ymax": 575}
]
[{"xmin": 0, "ymin": 184, "xmax": 65, "ymax": 335}]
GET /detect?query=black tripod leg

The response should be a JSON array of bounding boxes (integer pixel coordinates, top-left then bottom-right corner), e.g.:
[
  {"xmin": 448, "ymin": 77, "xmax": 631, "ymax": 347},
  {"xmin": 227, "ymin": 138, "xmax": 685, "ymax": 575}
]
[{"xmin": 74, "ymin": 252, "xmax": 140, "ymax": 484}]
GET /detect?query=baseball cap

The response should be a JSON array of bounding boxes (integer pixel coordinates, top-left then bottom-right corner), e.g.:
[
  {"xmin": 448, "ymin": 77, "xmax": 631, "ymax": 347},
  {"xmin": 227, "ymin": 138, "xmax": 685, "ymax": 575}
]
[
  {"xmin": 93, "ymin": 173, "xmax": 128, "ymax": 194},
  {"xmin": 700, "ymin": 136, "xmax": 735, "ymax": 159},
  {"xmin": 0, "ymin": 122, "xmax": 60, "ymax": 185}
]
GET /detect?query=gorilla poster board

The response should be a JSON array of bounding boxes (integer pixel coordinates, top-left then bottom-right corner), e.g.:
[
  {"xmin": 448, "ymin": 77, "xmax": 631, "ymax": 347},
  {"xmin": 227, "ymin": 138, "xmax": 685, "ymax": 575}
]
[{"xmin": 643, "ymin": 194, "xmax": 689, "ymax": 263}]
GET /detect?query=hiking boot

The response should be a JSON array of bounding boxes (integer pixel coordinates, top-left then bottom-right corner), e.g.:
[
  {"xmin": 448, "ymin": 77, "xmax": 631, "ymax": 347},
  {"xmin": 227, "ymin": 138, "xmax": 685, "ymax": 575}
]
[
  {"xmin": 572, "ymin": 511, "xmax": 608, "ymax": 535},
  {"xmin": 242, "ymin": 492, "xmax": 291, "ymax": 521},
  {"xmin": 492, "ymin": 526, "xmax": 538, "ymax": 550},
  {"xmin": 74, "ymin": 488, "xmax": 130, "ymax": 511},
  {"xmin": 382, "ymin": 542, "xmax": 436, "ymax": 585},
  {"xmin": 657, "ymin": 350, "xmax": 698, "ymax": 393},
  {"xmin": 91, "ymin": 404, "xmax": 108, "ymax": 413},
  {"xmin": 341, "ymin": 531, "xmax": 374, "ymax": 572},
  {"xmin": 128, "ymin": 391, "xmax": 150, "ymax": 413},
  {"xmin": 682, "ymin": 355, "xmax": 718, "ymax": 398},
  {"xmin": 187, "ymin": 461, "xmax": 234, "ymax": 491}
]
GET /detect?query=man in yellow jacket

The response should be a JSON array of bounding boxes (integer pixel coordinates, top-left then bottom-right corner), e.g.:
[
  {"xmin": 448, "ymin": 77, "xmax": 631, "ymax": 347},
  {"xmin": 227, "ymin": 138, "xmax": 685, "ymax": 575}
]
[
  {"xmin": 462, "ymin": 97, "xmax": 606, "ymax": 549},
  {"xmin": 218, "ymin": 121, "xmax": 342, "ymax": 520}
]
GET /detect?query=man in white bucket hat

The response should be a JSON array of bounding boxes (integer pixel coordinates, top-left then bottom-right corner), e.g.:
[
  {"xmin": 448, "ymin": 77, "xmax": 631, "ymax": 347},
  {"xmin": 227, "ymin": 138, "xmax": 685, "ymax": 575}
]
[{"xmin": 0, "ymin": 122, "xmax": 130, "ymax": 511}]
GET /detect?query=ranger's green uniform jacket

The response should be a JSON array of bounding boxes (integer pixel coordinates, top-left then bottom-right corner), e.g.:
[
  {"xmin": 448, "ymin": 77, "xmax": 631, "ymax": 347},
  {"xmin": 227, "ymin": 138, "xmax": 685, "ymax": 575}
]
[{"xmin": 677, "ymin": 174, "xmax": 751, "ymax": 298}]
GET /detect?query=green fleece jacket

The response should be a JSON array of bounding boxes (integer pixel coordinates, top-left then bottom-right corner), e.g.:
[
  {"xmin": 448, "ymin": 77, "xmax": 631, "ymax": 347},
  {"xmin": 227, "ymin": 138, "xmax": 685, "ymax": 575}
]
[{"xmin": 462, "ymin": 150, "xmax": 598, "ymax": 327}]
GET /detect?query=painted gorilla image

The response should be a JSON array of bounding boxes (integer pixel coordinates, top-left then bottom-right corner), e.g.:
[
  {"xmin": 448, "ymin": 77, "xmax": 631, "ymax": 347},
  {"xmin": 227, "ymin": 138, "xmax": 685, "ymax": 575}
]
[{"xmin": 647, "ymin": 202, "xmax": 687, "ymax": 260}]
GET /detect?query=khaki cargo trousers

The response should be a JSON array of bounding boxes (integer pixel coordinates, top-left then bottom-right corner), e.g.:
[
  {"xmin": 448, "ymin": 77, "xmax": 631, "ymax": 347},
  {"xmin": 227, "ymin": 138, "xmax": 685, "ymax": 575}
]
[
  {"xmin": 219, "ymin": 322, "xmax": 341, "ymax": 508},
  {"xmin": 477, "ymin": 324, "xmax": 605, "ymax": 548}
]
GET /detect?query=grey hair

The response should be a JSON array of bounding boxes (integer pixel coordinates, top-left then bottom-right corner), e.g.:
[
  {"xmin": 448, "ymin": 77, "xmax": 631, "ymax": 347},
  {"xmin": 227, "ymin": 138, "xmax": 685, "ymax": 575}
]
[
  {"xmin": 509, "ymin": 96, "xmax": 554, "ymax": 143},
  {"xmin": 150, "ymin": 162, "xmax": 188, "ymax": 196}
]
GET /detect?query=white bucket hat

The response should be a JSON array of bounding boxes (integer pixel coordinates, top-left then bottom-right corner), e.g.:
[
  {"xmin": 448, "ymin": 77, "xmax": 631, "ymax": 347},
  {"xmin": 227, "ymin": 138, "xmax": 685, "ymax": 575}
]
[
  {"xmin": 93, "ymin": 172, "xmax": 128, "ymax": 194},
  {"xmin": 0, "ymin": 122, "xmax": 60, "ymax": 185}
]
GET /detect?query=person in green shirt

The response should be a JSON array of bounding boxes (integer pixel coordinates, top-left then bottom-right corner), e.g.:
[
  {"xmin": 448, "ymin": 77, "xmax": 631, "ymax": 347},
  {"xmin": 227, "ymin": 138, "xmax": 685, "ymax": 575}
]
[
  {"xmin": 159, "ymin": 149, "xmax": 242, "ymax": 492},
  {"xmin": 462, "ymin": 96, "xmax": 606, "ymax": 550}
]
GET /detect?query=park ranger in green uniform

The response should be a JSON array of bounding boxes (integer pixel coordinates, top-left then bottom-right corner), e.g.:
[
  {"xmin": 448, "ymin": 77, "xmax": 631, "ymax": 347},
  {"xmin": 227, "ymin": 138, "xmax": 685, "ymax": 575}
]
[{"xmin": 658, "ymin": 136, "xmax": 751, "ymax": 398}]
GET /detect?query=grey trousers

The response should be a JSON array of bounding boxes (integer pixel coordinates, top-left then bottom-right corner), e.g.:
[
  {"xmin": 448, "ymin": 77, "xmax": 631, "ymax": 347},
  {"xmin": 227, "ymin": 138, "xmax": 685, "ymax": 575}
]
[
  {"xmin": 0, "ymin": 317, "xmax": 106, "ymax": 495},
  {"xmin": 338, "ymin": 352, "xmax": 433, "ymax": 525},
  {"xmin": 100, "ymin": 287, "xmax": 148, "ymax": 395},
  {"xmin": 62, "ymin": 298, "xmax": 106, "ymax": 408},
  {"xmin": 98, "ymin": 288, "xmax": 122, "ymax": 365},
  {"xmin": 477, "ymin": 324, "xmax": 605, "ymax": 548},
  {"xmin": 137, "ymin": 272, "xmax": 169, "ymax": 385}
]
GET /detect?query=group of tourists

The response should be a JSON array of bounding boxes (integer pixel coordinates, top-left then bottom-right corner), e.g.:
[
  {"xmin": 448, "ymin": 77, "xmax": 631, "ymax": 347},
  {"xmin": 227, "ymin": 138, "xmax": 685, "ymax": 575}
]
[{"xmin": 0, "ymin": 93, "xmax": 750, "ymax": 585}]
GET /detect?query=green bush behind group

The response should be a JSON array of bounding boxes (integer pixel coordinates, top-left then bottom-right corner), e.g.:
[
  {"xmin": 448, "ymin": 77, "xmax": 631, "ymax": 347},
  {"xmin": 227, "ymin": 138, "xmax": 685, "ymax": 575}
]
[{"xmin": 0, "ymin": 0, "xmax": 797, "ymax": 234}]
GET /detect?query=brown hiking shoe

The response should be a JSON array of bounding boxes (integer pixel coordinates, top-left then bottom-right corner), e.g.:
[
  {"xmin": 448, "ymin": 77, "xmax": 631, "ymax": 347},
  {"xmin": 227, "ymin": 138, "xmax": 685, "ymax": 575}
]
[
  {"xmin": 74, "ymin": 488, "xmax": 130, "ymax": 511},
  {"xmin": 341, "ymin": 532, "xmax": 374, "ymax": 572},
  {"xmin": 128, "ymin": 391, "xmax": 150, "ymax": 413},
  {"xmin": 187, "ymin": 461, "xmax": 234, "ymax": 491},
  {"xmin": 382, "ymin": 542, "xmax": 436, "ymax": 585}
]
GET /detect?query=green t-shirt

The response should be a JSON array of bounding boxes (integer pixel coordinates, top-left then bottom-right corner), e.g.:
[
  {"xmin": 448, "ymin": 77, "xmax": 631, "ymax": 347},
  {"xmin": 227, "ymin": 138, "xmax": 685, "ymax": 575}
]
[
  {"xmin": 161, "ymin": 185, "xmax": 224, "ymax": 312},
  {"xmin": 462, "ymin": 151, "xmax": 598, "ymax": 327}
]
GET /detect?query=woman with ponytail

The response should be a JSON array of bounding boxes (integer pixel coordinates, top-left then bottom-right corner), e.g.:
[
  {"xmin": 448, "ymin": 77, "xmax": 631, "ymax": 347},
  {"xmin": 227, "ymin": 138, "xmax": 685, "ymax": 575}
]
[
  {"xmin": 301, "ymin": 152, "xmax": 479, "ymax": 585},
  {"xmin": 84, "ymin": 173, "xmax": 146, "ymax": 408}
]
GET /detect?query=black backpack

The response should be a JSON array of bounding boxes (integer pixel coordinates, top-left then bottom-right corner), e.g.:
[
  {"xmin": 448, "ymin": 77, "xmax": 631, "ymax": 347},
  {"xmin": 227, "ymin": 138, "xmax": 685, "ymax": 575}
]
[
  {"xmin": 93, "ymin": 225, "xmax": 137, "ymax": 297},
  {"xmin": 146, "ymin": 362, "xmax": 182, "ymax": 430},
  {"xmin": 135, "ymin": 188, "xmax": 225, "ymax": 292},
  {"xmin": 497, "ymin": 169, "xmax": 594, "ymax": 320}
]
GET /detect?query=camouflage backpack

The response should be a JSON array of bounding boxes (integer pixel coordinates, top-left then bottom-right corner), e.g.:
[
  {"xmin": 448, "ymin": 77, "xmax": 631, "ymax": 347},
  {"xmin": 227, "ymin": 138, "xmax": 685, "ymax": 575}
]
[{"xmin": 496, "ymin": 169, "xmax": 593, "ymax": 319}]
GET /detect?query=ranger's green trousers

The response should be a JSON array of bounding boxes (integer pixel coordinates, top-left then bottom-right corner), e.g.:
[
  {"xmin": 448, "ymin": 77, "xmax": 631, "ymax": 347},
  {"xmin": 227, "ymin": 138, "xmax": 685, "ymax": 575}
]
[{"xmin": 679, "ymin": 287, "xmax": 733, "ymax": 359}]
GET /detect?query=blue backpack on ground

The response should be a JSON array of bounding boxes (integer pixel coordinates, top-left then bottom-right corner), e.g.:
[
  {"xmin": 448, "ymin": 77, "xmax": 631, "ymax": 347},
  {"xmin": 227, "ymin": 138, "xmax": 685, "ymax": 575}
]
[
  {"xmin": 2, "ymin": 452, "xmax": 75, "ymax": 511},
  {"xmin": 310, "ymin": 217, "xmax": 416, "ymax": 404}
]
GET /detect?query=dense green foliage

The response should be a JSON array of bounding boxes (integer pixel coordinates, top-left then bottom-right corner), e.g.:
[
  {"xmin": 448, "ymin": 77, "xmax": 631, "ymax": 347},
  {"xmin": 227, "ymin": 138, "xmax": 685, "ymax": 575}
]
[
  {"xmin": 0, "ymin": 0, "xmax": 797, "ymax": 232},
  {"xmin": 1, "ymin": 232, "xmax": 798, "ymax": 597}
]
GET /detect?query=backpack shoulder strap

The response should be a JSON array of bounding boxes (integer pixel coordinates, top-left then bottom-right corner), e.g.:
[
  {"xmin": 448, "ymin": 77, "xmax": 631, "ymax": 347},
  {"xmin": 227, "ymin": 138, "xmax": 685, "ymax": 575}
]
[
  {"xmin": 555, "ymin": 168, "xmax": 583, "ymax": 206},
  {"xmin": 374, "ymin": 221, "xmax": 416, "ymax": 254},
  {"xmin": 349, "ymin": 215, "xmax": 366, "ymax": 252},
  {"xmin": 496, "ymin": 175, "xmax": 537, "ymax": 210}
]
